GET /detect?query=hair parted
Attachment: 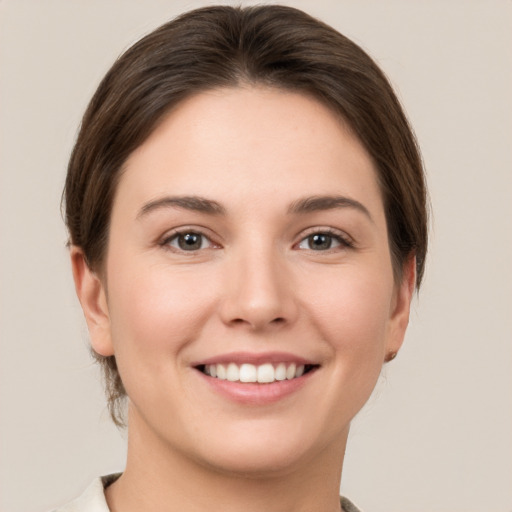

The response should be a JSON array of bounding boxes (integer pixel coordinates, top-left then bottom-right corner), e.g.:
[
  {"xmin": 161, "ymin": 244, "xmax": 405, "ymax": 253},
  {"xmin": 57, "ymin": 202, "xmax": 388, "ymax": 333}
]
[{"xmin": 64, "ymin": 5, "xmax": 428, "ymax": 427}]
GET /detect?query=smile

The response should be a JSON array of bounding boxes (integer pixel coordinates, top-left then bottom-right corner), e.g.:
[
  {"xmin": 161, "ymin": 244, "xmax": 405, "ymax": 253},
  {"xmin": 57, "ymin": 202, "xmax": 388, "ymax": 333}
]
[
  {"xmin": 193, "ymin": 353, "xmax": 320, "ymax": 404},
  {"xmin": 198, "ymin": 362, "xmax": 317, "ymax": 384}
]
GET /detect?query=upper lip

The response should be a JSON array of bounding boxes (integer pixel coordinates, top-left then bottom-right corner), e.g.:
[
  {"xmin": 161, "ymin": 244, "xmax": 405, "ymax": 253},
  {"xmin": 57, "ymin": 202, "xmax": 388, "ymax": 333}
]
[{"xmin": 191, "ymin": 351, "xmax": 318, "ymax": 367}]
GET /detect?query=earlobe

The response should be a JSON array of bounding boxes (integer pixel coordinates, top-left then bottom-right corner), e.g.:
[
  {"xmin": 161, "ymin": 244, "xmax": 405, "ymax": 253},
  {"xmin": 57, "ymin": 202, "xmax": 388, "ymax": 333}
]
[
  {"xmin": 384, "ymin": 255, "xmax": 416, "ymax": 363},
  {"xmin": 70, "ymin": 246, "xmax": 115, "ymax": 357}
]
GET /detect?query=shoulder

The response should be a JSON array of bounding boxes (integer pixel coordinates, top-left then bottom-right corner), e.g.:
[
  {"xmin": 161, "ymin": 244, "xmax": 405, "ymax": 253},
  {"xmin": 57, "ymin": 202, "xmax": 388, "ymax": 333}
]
[
  {"xmin": 340, "ymin": 495, "xmax": 364, "ymax": 512},
  {"xmin": 51, "ymin": 476, "xmax": 361, "ymax": 512},
  {"xmin": 51, "ymin": 474, "xmax": 121, "ymax": 512}
]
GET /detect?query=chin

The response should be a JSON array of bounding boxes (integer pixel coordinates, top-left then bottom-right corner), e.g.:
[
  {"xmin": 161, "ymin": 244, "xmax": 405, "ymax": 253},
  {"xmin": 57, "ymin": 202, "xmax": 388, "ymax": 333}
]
[
  {"xmin": 198, "ymin": 443, "xmax": 313, "ymax": 479},
  {"xmin": 187, "ymin": 418, "xmax": 342, "ymax": 479}
]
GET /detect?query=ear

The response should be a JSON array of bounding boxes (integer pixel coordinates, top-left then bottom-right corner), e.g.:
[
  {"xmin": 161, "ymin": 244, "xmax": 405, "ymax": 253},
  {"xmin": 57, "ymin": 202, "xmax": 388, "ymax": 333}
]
[
  {"xmin": 70, "ymin": 246, "xmax": 114, "ymax": 357},
  {"xmin": 384, "ymin": 255, "xmax": 416, "ymax": 362}
]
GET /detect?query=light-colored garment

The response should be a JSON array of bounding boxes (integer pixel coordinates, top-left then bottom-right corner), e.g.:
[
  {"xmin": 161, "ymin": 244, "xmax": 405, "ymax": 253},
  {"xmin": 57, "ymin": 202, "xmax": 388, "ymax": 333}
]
[
  {"xmin": 52, "ymin": 474, "xmax": 119, "ymax": 512},
  {"xmin": 52, "ymin": 474, "xmax": 362, "ymax": 512}
]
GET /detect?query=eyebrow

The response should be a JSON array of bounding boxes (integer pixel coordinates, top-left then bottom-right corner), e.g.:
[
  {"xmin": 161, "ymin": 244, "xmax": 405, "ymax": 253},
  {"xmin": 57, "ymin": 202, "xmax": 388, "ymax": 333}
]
[
  {"xmin": 137, "ymin": 194, "xmax": 372, "ymax": 221},
  {"xmin": 137, "ymin": 195, "xmax": 226, "ymax": 219},
  {"xmin": 288, "ymin": 195, "xmax": 373, "ymax": 222}
]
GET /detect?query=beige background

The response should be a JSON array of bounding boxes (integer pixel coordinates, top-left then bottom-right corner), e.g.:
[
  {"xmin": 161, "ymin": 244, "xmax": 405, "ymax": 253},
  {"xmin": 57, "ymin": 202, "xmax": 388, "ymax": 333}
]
[{"xmin": 1, "ymin": 1, "xmax": 511, "ymax": 511}]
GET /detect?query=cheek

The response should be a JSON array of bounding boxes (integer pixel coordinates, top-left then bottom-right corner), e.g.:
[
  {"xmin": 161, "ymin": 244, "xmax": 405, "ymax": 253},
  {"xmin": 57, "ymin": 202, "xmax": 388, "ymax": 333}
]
[
  {"xmin": 105, "ymin": 260, "xmax": 218, "ymax": 374},
  {"xmin": 304, "ymin": 263, "xmax": 394, "ymax": 370},
  {"xmin": 289, "ymin": 263, "xmax": 396, "ymax": 440}
]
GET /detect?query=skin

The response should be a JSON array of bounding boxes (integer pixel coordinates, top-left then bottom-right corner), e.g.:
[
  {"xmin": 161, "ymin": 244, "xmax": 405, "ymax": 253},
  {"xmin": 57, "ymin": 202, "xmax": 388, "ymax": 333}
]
[{"xmin": 71, "ymin": 86, "xmax": 415, "ymax": 512}]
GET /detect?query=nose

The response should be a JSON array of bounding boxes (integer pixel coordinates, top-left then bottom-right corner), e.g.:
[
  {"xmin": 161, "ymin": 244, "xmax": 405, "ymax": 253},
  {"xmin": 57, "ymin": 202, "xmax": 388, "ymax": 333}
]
[{"xmin": 219, "ymin": 246, "xmax": 298, "ymax": 331}]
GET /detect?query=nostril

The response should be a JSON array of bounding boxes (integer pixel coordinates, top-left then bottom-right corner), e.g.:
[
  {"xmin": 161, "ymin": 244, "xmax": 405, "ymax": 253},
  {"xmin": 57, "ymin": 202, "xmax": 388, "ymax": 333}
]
[{"xmin": 271, "ymin": 317, "xmax": 285, "ymax": 324}]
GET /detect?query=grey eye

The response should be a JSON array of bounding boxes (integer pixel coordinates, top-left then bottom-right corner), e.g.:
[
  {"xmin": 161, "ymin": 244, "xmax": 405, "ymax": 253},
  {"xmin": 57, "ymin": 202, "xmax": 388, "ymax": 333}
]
[
  {"xmin": 298, "ymin": 233, "xmax": 342, "ymax": 251},
  {"xmin": 168, "ymin": 232, "xmax": 210, "ymax": 251}
]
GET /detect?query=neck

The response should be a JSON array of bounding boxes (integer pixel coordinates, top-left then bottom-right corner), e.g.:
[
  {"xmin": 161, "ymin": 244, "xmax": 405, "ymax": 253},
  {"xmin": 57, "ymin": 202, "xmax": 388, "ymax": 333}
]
[{"xmin": 106, "ymin": 407, "xmax": 348, "ymax": 512}]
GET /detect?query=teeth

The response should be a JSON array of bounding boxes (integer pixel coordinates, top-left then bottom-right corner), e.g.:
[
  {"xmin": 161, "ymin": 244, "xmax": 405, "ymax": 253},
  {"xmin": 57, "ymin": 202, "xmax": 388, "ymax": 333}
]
[
  {"xmin": 286, "ymin": 363, "xmax": 296, "ymax": 380},
  {"xmin": 226, "ymin": 363, "xmax": 239, "ymax": 382},
  {"xmin": 240, "ymin": 363, "xmax": 257, "ymax": 382},
  {"xmin": 216, "ymin": 364, "xmax": 227, "ymax": 380},
  {"xmin": 202, "ymin": 362, "xmax": 311, "ymax": 383},
  {"xmin": 257, "ymin": 363, "xmax": 274, "ymax": 383},
  {"xmin": 275, "ymin": 363, "xmax": 287, "ymax": 381}
]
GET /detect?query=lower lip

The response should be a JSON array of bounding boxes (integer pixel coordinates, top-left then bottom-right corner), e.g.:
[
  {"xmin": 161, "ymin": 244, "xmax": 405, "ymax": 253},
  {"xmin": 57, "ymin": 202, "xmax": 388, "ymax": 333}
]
[{"xmin": 196, "ymin": 369, "xmax": 317, "ymax": 405}]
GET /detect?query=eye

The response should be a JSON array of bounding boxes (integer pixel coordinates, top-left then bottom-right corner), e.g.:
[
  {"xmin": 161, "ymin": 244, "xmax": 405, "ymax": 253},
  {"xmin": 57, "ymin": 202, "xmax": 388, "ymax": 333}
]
[
  {"xmin": 297, "ymin": 231, "xmax": 351, "ymax": 251},
  {"xmin": 164, "ymin": 231, "xmax": 213, "ymax": 252}
]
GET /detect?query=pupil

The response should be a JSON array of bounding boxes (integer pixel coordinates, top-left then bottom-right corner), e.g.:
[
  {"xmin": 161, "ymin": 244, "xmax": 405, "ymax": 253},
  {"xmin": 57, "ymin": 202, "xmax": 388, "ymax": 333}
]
[
  {"xmin": 179, "ymin": 233, "xmax": 201, "ymax": 250},
  {"xmin": 310, "ymin": 234, "xmax": 331, "ymax": 250}
]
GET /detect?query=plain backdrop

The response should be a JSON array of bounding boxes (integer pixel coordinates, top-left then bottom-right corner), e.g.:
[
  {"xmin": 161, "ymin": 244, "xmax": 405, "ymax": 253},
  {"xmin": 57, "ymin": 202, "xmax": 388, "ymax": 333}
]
[{"xmin": 1, "ymin": 1, "xmax": 511, "ymax": 511}]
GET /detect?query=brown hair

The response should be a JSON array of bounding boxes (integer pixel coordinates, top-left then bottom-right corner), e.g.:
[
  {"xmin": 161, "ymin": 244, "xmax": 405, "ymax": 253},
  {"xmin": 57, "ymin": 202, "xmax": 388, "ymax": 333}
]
[{"xmin": 65, "ymin": 5, "xmax": 428, "ymax": 426}]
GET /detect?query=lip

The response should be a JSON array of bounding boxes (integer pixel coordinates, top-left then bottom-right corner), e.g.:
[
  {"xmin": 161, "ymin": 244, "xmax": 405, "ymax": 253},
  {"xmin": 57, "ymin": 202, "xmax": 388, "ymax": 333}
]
[
  {"xmin": 191, "ymin": 351, "xmax": 320, "ymax": 405},
  {"xmin": 191, "ymin": 351, "xmax": 316, "ymax": 366},
  {"xmin": 195, "ymin": 370, "xmax": 317, "ymax": 405}
]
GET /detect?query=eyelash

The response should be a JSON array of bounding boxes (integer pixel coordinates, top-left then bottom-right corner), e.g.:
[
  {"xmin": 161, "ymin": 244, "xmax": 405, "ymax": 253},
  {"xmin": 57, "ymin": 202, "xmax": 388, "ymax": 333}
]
[
  {"xmin": 160, "ymin": 227, "xmax": 354, "ymax": 253},
  {"xmin": 160, "ymin": 228, "xmax": 217, "ymax": 253},
  {"xmin": 295, "ymin": 228, "xmax": 355, "ymax": 252}
]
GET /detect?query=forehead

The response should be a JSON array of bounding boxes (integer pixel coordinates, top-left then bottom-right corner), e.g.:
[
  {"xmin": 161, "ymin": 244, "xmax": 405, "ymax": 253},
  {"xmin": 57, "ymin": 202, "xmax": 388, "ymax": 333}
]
[{"xmin": 116, "ymin": 86, "xmax": 384, "ymax": 220}]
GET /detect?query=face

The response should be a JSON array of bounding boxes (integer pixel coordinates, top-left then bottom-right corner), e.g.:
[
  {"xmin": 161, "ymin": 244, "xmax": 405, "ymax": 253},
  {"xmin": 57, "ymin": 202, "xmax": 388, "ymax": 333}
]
[{"xmin": 74, "ymin": 86, "xmax": 413, "ymax": 477}]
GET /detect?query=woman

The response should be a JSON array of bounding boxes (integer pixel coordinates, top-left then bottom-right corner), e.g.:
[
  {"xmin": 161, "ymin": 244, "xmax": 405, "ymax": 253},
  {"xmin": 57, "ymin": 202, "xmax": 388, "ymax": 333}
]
[{"xmin": 58, "ymin": 5, "xmax": 427, "ymax": 511}]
